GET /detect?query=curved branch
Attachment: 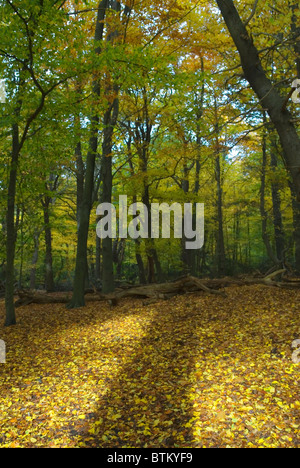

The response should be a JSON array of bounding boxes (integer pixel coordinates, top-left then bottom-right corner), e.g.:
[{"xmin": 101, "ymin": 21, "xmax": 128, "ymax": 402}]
[{"xmin": 244, "ymin": 0, "xmax": 260, "ymax": 27}]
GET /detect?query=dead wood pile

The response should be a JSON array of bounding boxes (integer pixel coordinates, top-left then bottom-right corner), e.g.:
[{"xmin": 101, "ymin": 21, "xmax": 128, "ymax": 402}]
[{"xmin": 14, "ymin": 270, "xmax": 300, "ymax": 308}]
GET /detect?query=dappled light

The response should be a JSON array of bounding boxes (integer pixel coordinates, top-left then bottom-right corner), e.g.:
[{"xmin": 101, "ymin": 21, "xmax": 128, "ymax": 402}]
[
  {"xmin": 1, "ymin": 286, "xmax": 299, "ymax": 448},
  {"xmin": 1, "ymin": 0, "xmax": 300, "ymax": 451}
]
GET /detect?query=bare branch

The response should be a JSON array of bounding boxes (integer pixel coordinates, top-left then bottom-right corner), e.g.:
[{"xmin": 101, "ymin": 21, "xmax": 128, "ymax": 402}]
[{"xmin": 244, "ymin": 0, "xmax": 260, "ymax": 27}]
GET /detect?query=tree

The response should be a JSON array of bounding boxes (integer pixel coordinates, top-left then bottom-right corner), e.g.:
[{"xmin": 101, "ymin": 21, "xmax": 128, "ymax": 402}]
[
  {"xmin": 68, "ymin": 0, "xmax": 108, "ymax": 308},
  {"xmin": 0, "ymin": 0, "xmax": 75, "ymax": 325},
  {"xmin": 215, "ymin": 0, "xmax": 300, "ymax": 199}
]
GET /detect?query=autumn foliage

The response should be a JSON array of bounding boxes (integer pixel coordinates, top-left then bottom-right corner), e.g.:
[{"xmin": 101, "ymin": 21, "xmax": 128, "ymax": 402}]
[
  {"xmin": 0, "ymin": 0, "xmax": 300, "ymax": 450},
  {"xmin": 0, "ymin": 285, "xmax": 299, "ymax": 448}
]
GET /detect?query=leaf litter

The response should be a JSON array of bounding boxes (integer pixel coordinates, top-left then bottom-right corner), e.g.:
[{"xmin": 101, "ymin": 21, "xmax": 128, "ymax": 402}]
[{"xmin": 0, "ymin": 284, "xmax": 299, "ymax": 448}]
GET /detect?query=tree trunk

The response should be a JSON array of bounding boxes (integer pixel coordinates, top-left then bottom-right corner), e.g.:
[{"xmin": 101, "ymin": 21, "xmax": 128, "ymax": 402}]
[
  {"xmin": 95, "ymin": 235, "xmax": 102, "ymax": 285},
  {"xmin": 192, "ymin": 55, "xmax": 205, "ymax": 276},
  {"xmin": 100, "ymin": 0, "xmax": 122, "ymax": 294},
  {"xmin": 75, "ymin": 140, "xmax": 84, "ymax": 226},
  {"xmin": 113, "ymin": 238, "xmax": 126, "ymax": 279},
  {"xmin": 260, "ymin": 116, "xmax": 278, "ymax": 264},
  {"xmin": 215, "ymin": 151, "xmax": 226, "ymax": 275},
  {"xmin": 18, "ymin": 207, "xmax": 24, "ymax": 289},
  {"xmin": 214, "ymin": 107, "xmax": 226, "ymax": 276},
  {"xmin": 101, "ymin": 92, "xmax": 119, "ymax": 293},
  {"xmin": 5, "ymin": 123, "xmax": 19, "ymax": 326},
  {"xmin": 69, "ymin": 0, "xmax": 107, "ymax": 308},
  {"xmin": 135, "ymin": 240, "xmax": 147, "ymax": 284},
  {"xmin": 270, "ymin": 144, "xmax": 285, "ymax": 262},
  {"xmin": 181, "ymin": 159, "xmax": 194, "ymax": 275},
  {"xmin": 216, "ymin": 0, "xmax": 300, "ymax": 199},
  {"xmin": 289, "ymin": 182, "xmax": 300, "ymax": 273},
  {"xmin": 43, "ymin": 196, "xmax": 55, "ymax": 292},
  {"xmin": 100, "ymin": 113, "xmax": 116, "ymax": 294},
  {"xmin": 30, "ymin": 231, "xmax": 40, "ymax": 290},
  {"xmin": 289, "ymin": 2, "xmax": 300, "ymax": 273},
  {"xmin": 70, "ymin": 116, "xmax": 100, "ymax": 307},
  {"xmin": 291, "ymin": 3, "xmax": 300, "ymax": 78}
]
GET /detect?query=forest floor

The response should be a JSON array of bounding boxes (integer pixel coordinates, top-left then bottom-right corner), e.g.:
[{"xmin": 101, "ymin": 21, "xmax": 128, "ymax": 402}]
[{"xmin": 0, "ymin": 284, "xmax": 299, "ymax": 448}]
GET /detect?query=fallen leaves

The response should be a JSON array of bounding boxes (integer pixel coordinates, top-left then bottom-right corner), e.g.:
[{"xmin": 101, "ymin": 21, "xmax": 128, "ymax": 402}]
[{"xmin": 0, "ymin": 285, "xmax": 299, "ymax": 448}]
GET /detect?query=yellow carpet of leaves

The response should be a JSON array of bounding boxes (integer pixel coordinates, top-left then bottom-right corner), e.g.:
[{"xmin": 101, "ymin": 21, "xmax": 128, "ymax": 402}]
[{"xmin": 0, "ymin": 285, "xmax": 299, "ymax": 448}]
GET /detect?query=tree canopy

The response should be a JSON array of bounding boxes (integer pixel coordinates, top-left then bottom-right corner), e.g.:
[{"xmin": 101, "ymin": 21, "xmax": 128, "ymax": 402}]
[{"xmin": 0, "ymin": 0, "xmax": 300, "ymax": 325}]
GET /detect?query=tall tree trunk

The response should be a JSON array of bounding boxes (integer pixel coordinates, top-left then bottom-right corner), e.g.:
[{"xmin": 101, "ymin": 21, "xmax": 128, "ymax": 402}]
[
  {"xmin": 70, "ymin": 114, "xmax": 100, "ymax": 306},
  {"xmin": 3, "ymin": 4, "xmax": 58, "ymax": 324},
  {"xmin": 101, "ymin": 91, "xmax": 119, "ymax": 293},
  {"xmin": 135, "ymin": 239, "xmax": 147, "ymax": 284},
  {"xmin": 18, "ymin": 207, "xmax": 24, "ymax": 289},
  {"xmin": 43, "ymin": 197, "xmax": 55, "ymax": 292},
  {"xmin": 233, "ymin": 209, "xmax": 240, "ymax": 266},
  {"xmin": 289, "ymin": 182, "xmax": 300, "ymax": 273},
  {"xmin": 181, "ymin": 159, "xmax": 195, "ymax": 275},
  {"xmin": 30, "ymin": 231, "xmax": 40, "ymax": 290},
  {"xmin": 128, "ymin": 140, "xmax": 147, "ymax": 284},
  {"xmin": 192, "ymin": 55, "xmax": 205, "ymax": 276},
  {"xmin": 291, "ymin": 3, "xmax": 300, "ymax": 78},
  {"xmin": 216, "ymin": 0, "xmax": 300, "ymax": 199},
  {"xmin": 214, "ymin": 110, "xmax": 226, "ymax": 276},
  {"xmin": 112, "ymin": 239, "xmax": 125, "ymax": 279},
  {"xmin": 289, "ymin": 2, "xmax": 300, "ymax": 273},
  {"xmin": 270, "ymin": 143, "xmax": 285, "ymax": 262},
  {"xmin": 5, "ymin": 122, "xmax": 19, "ymax": 326},
  {"xmin": 100, "ymin": 0, "xmax": 122, "ymax": 294},
  {"xmin": 75, "ymin": 140, "xmax": 84, "ymax": 226},
  {"xmin": 215, "ymin": 151, "xmax": 226, "ymax": 275},
  {"xmin": 260, "ymin": 116, "xmax": 278, "ymax": 264},
  {"xmin": 142, "ymin": 180, "xmax": 162, "ymax": 283},
  {"xmin": 69, "ymin": 0, "xmax": 107, "ymax": 308},
  {"xmin": 142, "ymin": 186, "xmax": 156, "ymax": 284},
  {"xmin": 95, "ymin": 235, "xmax": 102, "ymax": 285}
]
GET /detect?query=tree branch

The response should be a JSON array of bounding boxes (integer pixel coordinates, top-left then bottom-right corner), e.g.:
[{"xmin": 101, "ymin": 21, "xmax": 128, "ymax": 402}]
[{"xmin": 244, "ymin": 0, "xmax": 260, "ymax": 27}]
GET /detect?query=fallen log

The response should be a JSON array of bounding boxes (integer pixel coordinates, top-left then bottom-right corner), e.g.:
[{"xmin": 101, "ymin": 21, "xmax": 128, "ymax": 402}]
[
  {"xmin": 15, "ymin": 276, "xmax": 226, "ymax": 307},
  {"xmin": 14, "ymin": 271, "xmax": 300, "ymax": 308},
  {"xmin": 14, "ymin": 291, "xmax": 103, "ymax": 307}
]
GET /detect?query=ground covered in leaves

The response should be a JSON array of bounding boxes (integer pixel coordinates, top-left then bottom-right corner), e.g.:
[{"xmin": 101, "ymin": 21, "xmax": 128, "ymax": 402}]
[{"xmin": 0, "ymin": 285, "xmax": 299, "ymax": 448}]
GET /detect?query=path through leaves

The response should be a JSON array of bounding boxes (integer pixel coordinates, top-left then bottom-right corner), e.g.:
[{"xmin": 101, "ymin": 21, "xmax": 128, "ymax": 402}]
[{"xmin": 0, "ymin": 285, "xmax": 299, "ymax": 448}]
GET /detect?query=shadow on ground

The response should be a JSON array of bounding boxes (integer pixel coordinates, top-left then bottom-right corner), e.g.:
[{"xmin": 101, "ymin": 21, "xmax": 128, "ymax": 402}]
[{"xmin": 77, "ymin": 299, "xmax": 200, "ymax": 448}]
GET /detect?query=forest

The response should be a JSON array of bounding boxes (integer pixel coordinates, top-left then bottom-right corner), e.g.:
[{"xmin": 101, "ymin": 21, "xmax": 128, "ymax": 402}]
[{"xmin": 0, "ymin": 0, "xmax": 299, "ymax": 450}]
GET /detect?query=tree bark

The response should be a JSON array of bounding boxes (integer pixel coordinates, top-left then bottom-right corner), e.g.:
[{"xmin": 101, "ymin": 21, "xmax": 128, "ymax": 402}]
[
  {"xmin": 260, "ymin": 115, "xmax": 278, "ymax": 264},
  {"xmin": 43, "ymin": 195, "xmax": 55, "ymax": 292},
  {"xmin": 70, "ymin": 115, "xmax": 100, "ymax": 307},
  {"xmin": 216, "ymin": 0, "xmax": 300, "ymax": 199},
  {"xmin": 289, "ymin": 181, "xmax": 300, "ymax": 273},
  {"xmin": 270, "ymin": 143, "xmax": 284, "ymax": 262},
  {"xmin": 30, "ymin": 231, "xmax": 40, "ymax": 290},
  {"xmin": 181, "ymin": 158, "xmax": 194, "ymax": 275},
  {"xmin": 95, "ymin": 235, "xmax": 102, "ymax": 285},
  {"xmin": 75, "ymin": 140, "xmax": 84, "ymax": 226},
  {"xmin": 135, "ymin": 239, "xmax": 147, "ymax": 284},
  {"xmin": 289, "ymin": 2, "xmax": 300, "ymax": 273},
  {"xmin": 100, "ymin": 91, "xmax": 119, "ymax": 293},
  {"xmin": 69, "ymin": 0, "xmax": 107, "ymax": 308},
  {"xmin": 18, "ymin": 207, "xmax": 25, "ymax": 289},
  {"xmin": 100, "ymin": 0, "xmax": 123, "ymax": 294},
  {"xmin": 291, "ymin": 3, "xmax": 300, "ymax": 78},
  {"xmin": 214, "ymin": 103, "xmax": 226, "ymax": 276},
  {"xmin": 5, "ymin": 122, "xmax": 19, "ymax": 326}
]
